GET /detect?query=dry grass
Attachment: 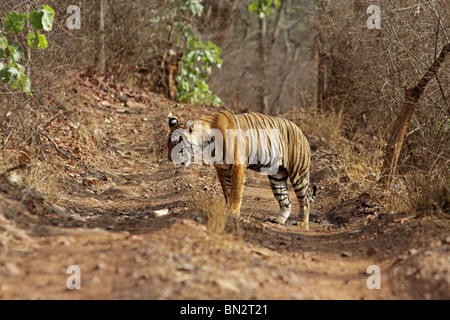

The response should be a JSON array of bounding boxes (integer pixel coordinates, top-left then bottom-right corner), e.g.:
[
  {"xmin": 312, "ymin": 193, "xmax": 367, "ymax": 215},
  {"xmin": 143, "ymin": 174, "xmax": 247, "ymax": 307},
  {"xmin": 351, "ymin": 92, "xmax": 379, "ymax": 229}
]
[
  {"xmin": 191, "ymin": 192, "xmax": 229, "ymax": 234},
  {"xmin": 381, "ymin": 173, "xmax": 450, "ymax": 218},
  {"xmin": 338, "ymin": 142, "xmax": 384, "ymax": 182},
  {"xmin": 0, "ymin": 147, "xmax": 56, "ymax": 202},
  {"xmin": 290, "ymin": 106, "xmax": 439, "ymax": 218},
  {"xmin": 291, "ymin": 106, "xmax": 384, "ymax": 184},
  {"xmin": 385, "ymin": 185, "xmax": 413, "ymax": 215},
  {"xmin": 291, "ymin": 107, "xmax": 344, "ymax": 148},
  {"xmin": 408, "ymin": 175, "xmax": 450, "ymax": 217},
  {"xmin": 0, "ymin": 79, "xmax": 107, "ymax": 255}
]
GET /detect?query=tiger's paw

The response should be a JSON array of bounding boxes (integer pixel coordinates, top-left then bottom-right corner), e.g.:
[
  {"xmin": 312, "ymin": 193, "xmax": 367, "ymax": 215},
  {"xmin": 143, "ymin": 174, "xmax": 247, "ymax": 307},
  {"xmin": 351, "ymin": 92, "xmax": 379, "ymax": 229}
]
[
  {"xmin": 226, "ymin": 206, "xmax": 240, "ymax": 218},
  {"xmin": 230, "ymin": 211, "xmax": 239, "ymax": 218},
  {"xmin": 293, "ymin": 221, "xmax": 310, "ymax": 230},
  {"xmin": 267, "ymin": 216, "xmax": 287, "ymax": 225}
]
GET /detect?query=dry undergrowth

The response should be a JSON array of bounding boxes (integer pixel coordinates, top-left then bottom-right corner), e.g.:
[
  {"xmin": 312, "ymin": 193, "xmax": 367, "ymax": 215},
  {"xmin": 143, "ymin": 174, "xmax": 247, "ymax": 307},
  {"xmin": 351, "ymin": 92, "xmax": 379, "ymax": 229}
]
[
  {"xmin": 288, "ymin": 106, "xmax": 449, "ymax": 219},
  {"xmin": 0, "ymin": 80, "xmax": 107, "ymax": 253},
  {"xmin": 191, "ymin": 192, "xmax": 229, "ymax": 234},
  {"xmin": 408, "ymin": 175, "xmax": 449, "ymax": 217},
  {"xmin": 290, "ymin": 107, "xmax": 383, "ymax": 185}
]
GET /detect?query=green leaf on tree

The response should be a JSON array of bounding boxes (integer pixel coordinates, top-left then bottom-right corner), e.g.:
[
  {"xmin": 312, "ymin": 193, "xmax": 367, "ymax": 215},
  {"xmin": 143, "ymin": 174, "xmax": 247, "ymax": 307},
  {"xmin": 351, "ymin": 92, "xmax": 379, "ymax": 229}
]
[
  {"xmin": 6, "ymin": 66, "xmax": 22, "ymax": 90},
  {"xmin": 7, "ymin": 43, "xmax": 24, "ymax": 61},
  {"xmin": 0, "ymin": 34, "xmax": 8, "ymax": 50},
  {"xmin": 0, "ymin": 62, "xmax": 7, "ymax": 82},
  {"xmin": 0, "ymin": 35, "xmax": 7, "ymax": 59},
  {"xmin": 248, "ymin": 2, "xmax": 260, "ymax": 12},
  {"xmin": 30, "ymin": 5, "xmax": 55, "ymax": 31},
  {"xmin": 20, "ymin": 74, "xmax": 31, "ymax": 92},
  {"xmin": 0, "ymin": 67, "xmax": 10, "ymax": 83},
  {"xmin": 27, "ymin": 30, "xmax": 48, "ymax": 49},
  {"xmin": 0, "ymin": 5, "xmax": 53, "ymax": 93},
  {"xmin": 180, "ymin": 0, "xmax": 204, "ymax": 17},
  {"xmin": 3, "ymin": 12, "xmax": 28, "ymax": 33},
  {"xmin": 248, "ymin": 0, "xmax": 280, "ymax": 18}
]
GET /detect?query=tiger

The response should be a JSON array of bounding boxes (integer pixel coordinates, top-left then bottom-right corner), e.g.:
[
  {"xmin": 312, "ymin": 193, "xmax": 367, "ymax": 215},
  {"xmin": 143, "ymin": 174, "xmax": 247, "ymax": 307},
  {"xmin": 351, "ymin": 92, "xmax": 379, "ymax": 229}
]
[{"xmin": 168, "ymin": 110, "xmax": 316, "ymax": 229}]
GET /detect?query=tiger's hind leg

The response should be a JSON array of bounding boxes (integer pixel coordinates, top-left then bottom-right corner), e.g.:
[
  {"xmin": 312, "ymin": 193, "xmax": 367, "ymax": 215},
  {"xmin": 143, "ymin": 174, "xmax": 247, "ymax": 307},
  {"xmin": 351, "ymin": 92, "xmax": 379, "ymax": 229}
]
[
  {"xmin": 267, "ymin": 168, "xmax": 292, "ymax": 225},
  {"xmin": 291, "ymin": 173, "xmax": 311, "ymax": 230}
]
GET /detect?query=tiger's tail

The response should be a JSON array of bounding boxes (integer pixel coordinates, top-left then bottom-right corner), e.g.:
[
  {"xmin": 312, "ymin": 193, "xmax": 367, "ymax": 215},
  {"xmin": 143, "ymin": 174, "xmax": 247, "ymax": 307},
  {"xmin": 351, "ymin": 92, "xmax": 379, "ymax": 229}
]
[{"xmin": 309, "ymin": 185, "xmax": 317, "ymax": 203}]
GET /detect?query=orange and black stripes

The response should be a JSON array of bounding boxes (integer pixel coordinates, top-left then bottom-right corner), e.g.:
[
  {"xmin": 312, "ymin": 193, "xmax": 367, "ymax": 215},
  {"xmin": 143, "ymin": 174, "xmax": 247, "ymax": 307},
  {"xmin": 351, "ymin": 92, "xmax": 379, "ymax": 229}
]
[{"xmin": 168, "ymin": 110, "xmax": 315, "ymax": 228}]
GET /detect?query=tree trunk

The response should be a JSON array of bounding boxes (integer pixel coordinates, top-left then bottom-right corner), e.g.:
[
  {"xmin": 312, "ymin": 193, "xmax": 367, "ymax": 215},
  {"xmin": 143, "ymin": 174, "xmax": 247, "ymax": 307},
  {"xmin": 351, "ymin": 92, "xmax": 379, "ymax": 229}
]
[
  {"xmin": 315, "ymin": 2, "xmax": 327, "ymax": 110},
  {"xmin": 380, "ymin": 43, "xmax": 450, "ymax": 187},
  {"xmin": 99, "ymin": 0, "xmax": 107, "ymax": 75},
  {"xmin": 271, "ymin": 0, "xmax": 286, "ymax": 45},
  {"xmin": 258, "ymin": 17, "xmax": 269, "ymax": 114},
  {"xmin": 225, "ymin": 0, "xmax": 239, "ymax": 43},
  {"xmin": 316, "ymin": 37, "xmax": 326, "ymax": 109},
  {"xmin": 269, "ymin": 0, "xmax": 287, "ymax": 113},
  {"xmin": 26, "ymin": 2, "xmax": 31, "ymax": 90}
]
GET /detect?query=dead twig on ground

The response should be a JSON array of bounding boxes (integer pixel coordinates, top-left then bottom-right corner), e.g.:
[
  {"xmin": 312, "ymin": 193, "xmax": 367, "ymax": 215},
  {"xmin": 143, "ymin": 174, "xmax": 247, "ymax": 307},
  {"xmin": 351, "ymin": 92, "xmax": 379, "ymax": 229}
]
[{"xmin": 38, "ymin": 129, "xmax": 71, "ymax": 159}]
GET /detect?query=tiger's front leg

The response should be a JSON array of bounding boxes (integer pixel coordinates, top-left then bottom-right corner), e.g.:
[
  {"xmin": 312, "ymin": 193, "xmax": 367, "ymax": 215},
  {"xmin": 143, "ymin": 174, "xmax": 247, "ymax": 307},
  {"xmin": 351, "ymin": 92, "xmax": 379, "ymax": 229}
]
[
  {"xmin": 228, "ymin": 164, "xmax": 246, "ymax": 216},
  {"xmin": 215, "ymin": 166, "xmax": 230, "ymax": 204}
]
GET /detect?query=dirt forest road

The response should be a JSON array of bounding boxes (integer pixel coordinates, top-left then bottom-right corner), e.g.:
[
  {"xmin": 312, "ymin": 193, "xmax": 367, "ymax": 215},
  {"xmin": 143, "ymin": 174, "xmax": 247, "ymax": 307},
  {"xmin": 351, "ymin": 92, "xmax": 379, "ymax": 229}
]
[{"xmin": 0, "ymin": 78, "xmax": 449, "ymax": 301}]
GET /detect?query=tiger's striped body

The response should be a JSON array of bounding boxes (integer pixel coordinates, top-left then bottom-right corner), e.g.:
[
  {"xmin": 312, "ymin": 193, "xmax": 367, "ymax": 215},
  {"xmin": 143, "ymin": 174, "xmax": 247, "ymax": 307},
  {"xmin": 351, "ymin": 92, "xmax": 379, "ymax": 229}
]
[{"xmin": 168, "ymin": 110, "xmax": 315, "ymax": 229}]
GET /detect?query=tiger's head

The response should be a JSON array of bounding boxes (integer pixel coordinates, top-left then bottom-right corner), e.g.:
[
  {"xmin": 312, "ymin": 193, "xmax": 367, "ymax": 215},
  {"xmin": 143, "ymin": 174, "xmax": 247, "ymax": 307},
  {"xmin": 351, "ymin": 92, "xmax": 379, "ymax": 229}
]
[
  {"xmin": 168, "ymin": 117, "xmax": 195, "ymax": 167},
  {"xmin": 168, "ymin": 116, "xmax": 224, "ymax": 167}
]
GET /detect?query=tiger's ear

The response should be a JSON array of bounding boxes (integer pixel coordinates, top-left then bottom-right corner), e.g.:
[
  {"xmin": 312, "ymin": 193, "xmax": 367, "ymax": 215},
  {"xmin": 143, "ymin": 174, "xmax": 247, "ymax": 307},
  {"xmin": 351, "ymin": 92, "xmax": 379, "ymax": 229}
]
[
  {"xmin": 186, "ymin": 119, "xmax": 194, "ymax": 132},
  {"xmin": 169, "ymin": 118, "xmax": 179, "ymax": 128}
]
